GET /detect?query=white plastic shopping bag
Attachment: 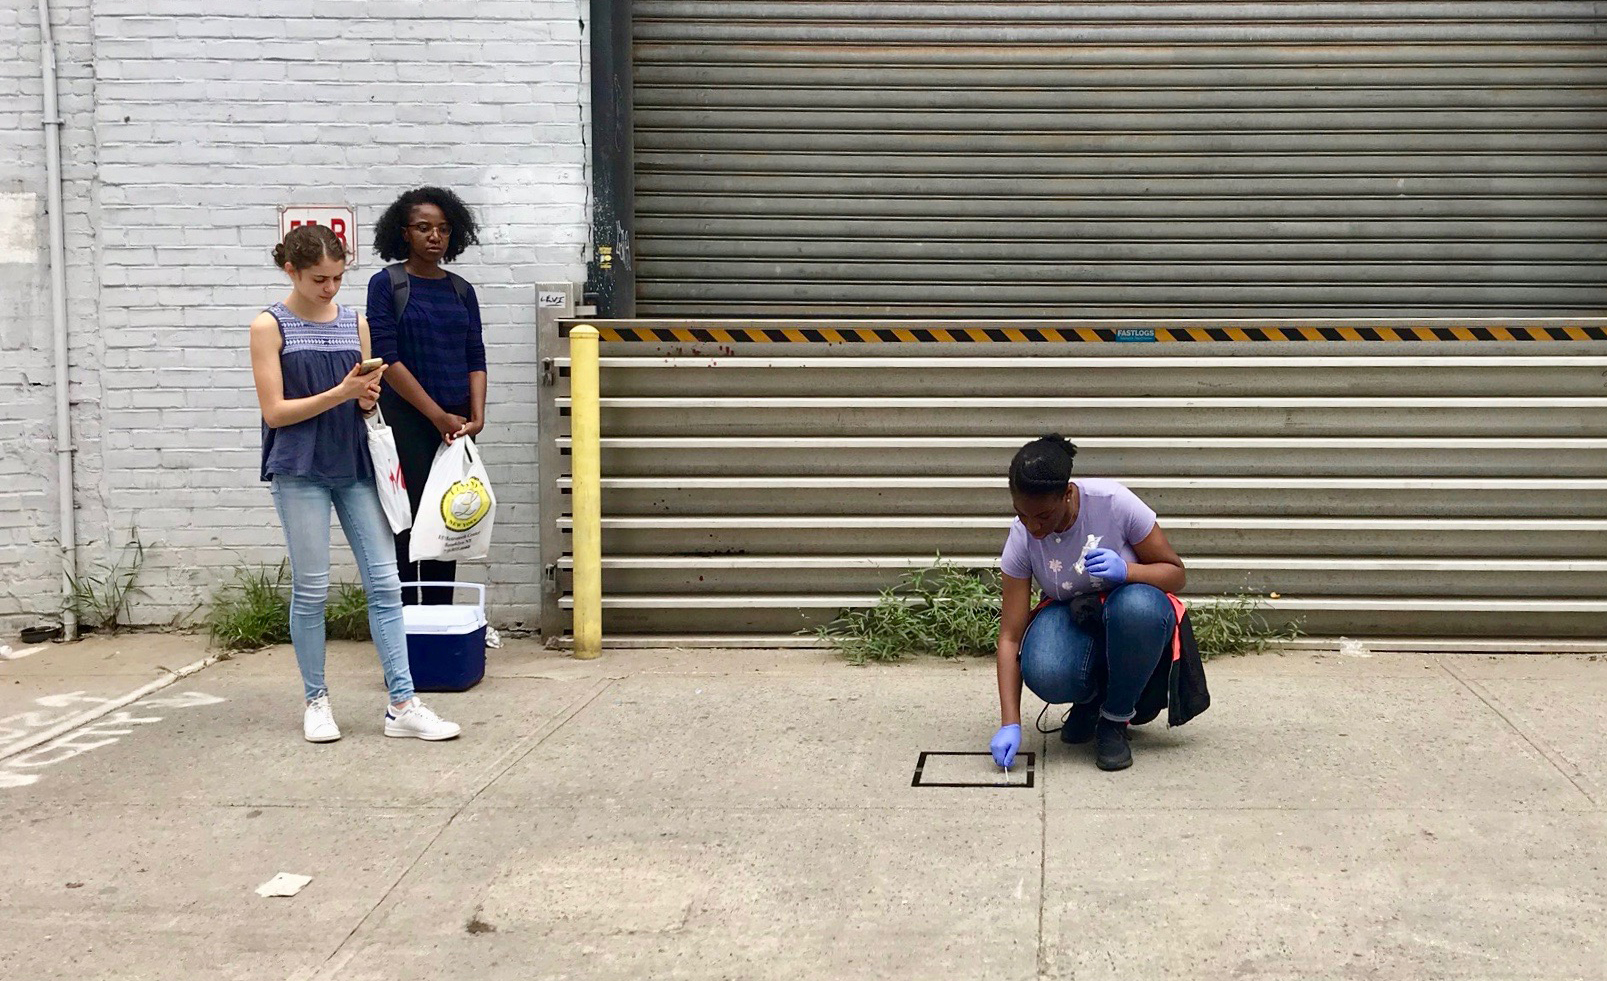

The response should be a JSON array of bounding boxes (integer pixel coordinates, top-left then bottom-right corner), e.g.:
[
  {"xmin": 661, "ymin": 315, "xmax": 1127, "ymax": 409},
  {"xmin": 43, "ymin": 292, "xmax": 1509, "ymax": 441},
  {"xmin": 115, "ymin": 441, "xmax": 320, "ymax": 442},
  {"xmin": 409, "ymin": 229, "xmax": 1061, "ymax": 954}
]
[
  {"xmin": 365, "ymin": 407, "xmax": 412, "ymax": 534},
  {"xmin": 409, "ymin": 435, "xmax": 496, "ymax": 562}
]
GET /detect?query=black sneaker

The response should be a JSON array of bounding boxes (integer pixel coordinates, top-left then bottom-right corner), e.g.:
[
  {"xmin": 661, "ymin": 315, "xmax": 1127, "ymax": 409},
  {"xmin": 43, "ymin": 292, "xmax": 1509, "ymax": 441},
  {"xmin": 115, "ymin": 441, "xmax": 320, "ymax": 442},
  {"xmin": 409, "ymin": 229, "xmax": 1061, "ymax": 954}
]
[
  {"xmin": 1095, "ymin": 718, "xmax": 1132, "ymax": 771},
  {"xmin": 1060, "ymin": 701, "xmax": 1100, "ymax": 744}
]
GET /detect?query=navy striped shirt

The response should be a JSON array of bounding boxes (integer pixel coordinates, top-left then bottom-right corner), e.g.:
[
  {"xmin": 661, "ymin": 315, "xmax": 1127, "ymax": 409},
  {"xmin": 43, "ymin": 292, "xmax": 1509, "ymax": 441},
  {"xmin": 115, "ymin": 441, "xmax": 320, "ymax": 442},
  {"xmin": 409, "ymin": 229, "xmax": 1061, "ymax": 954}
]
[
  {"xmin": 366, "ymin": 269, "xmax": 486, "ymax": 409},
  {"xmin": 260, "ymin": 303, "xmax": 372, "ymax": 482}
]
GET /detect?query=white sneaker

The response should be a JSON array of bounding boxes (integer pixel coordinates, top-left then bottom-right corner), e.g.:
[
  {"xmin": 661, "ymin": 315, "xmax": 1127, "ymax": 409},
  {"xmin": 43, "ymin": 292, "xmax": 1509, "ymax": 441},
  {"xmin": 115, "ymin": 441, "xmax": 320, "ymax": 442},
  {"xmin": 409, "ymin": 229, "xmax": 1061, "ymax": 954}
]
[
  {"xmin": 303, "ymin": 694, "xmax": 341, "ymax": 743},
  {"xmin": 384, "ymin": 698, "xmax": 461, "ymax": 741}
]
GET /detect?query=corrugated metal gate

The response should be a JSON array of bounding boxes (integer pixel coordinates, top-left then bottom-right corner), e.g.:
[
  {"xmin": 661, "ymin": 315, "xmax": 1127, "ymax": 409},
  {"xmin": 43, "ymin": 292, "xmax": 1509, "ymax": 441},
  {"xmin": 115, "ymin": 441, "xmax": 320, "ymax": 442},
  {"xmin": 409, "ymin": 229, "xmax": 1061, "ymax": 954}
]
[
  {"xmin": 546, "ymin": 3, "xmax": 1607, "ymax": 646},
  {"xmin": 631, "ymin": 1, "xmax": 1607, "ymax": 317},
  {"xmin": 534, "ymin": 309, "xmax": 1607, "ymax": 645}
]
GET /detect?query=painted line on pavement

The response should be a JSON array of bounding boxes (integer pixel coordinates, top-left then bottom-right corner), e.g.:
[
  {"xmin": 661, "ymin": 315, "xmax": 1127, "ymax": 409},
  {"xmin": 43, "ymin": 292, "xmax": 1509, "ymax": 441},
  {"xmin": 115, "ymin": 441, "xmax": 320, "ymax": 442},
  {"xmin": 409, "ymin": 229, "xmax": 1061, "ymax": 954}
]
[{"xmin": 0, "ymin": 653, "xmax": 227, "ymax": 766}]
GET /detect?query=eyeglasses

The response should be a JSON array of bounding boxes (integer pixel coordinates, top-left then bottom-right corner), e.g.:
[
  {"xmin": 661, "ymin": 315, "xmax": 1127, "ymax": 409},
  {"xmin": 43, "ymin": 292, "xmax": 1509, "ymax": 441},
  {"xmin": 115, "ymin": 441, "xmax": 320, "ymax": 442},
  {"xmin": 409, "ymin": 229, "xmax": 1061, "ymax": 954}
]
[{"xmin": 409, "ymin": 222, "xmax": 452, "ymax": 236}]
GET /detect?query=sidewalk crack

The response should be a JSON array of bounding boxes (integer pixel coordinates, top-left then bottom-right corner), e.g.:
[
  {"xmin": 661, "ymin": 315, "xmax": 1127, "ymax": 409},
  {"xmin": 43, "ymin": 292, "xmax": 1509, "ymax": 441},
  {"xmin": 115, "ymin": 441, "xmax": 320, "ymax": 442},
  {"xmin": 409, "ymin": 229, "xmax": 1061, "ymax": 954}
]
[
  {"xmin": 294, "ymin": 677, "xmax": 618, "ymax": 980},
  {"xmin": 1436, "ymin": 657, "xmax": 1597, "ymax": 807},
  {"xmin": 1036, "ymin": 729, "xmax": 1050, "ymax": 981}
]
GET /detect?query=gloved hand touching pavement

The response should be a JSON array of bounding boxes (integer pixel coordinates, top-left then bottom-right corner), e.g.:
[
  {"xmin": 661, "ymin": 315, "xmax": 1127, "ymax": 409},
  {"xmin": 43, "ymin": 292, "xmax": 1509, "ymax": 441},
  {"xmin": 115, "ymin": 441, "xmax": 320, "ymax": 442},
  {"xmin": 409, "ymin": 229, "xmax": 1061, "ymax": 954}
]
[{"xmin": 990, "ymin": 723, "xmax": 1022, "ymax": 768}]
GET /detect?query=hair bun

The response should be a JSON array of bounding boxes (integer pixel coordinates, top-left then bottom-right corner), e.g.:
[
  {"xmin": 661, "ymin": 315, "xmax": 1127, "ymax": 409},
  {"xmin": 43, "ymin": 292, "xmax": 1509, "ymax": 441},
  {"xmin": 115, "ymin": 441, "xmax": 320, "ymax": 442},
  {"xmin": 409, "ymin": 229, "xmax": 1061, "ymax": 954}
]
[
  {"xmin": 1009, "ymin": 434, "xmax": 1078, "ymax": 494},
  {"xmin": 1041, "ymin": 433, "xmax": 1078, "ymax": 458},
  {"xmin": 274, "ymin": 224, "xmax": 345, "ymax": 269}
]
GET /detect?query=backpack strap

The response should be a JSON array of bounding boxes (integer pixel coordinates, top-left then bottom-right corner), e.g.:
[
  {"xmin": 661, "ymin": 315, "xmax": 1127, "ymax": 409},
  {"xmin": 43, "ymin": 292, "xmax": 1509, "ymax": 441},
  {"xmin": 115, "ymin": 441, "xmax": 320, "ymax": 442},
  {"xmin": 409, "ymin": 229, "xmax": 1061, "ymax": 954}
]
[
  {"xmin": 388, "ymin": 263, "xmax": 471, "ymax": 316},
  {"xmin": 386, "ymin": 262, "xmax": 410, "ymax": 321},
  {"xmin": 445, "ymin": 271, "xmax": 471, "ymax": 306}
]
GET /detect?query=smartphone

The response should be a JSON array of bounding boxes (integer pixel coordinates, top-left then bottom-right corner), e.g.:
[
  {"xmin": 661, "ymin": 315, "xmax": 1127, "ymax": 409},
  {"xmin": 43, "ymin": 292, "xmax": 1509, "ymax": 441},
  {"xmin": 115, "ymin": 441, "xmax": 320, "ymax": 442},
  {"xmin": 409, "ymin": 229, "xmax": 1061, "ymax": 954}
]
[{"xmin": 357, "ymin": 357, "xmax": 384, "ymax": 374}]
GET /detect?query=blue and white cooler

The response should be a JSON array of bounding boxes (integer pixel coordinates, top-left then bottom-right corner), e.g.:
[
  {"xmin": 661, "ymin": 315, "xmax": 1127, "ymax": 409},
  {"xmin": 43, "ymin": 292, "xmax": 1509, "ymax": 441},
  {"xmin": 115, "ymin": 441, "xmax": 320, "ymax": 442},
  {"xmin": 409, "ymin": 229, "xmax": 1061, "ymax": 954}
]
[{"xmin": 401, "ymin": 581, "xmax": 487, "ymax": 692}]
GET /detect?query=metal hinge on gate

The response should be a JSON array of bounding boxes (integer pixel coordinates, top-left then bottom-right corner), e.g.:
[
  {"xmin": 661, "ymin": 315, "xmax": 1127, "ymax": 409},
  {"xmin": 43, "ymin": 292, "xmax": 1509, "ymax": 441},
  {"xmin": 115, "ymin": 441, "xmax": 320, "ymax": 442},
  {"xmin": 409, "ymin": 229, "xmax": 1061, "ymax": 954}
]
[
  {"xmin": 543, "ymin": 562, "xmax": 561, "ymax": 594},
  {"xmin": 541, "ymin": 358, "xmax": 557, "ymax": 386}
]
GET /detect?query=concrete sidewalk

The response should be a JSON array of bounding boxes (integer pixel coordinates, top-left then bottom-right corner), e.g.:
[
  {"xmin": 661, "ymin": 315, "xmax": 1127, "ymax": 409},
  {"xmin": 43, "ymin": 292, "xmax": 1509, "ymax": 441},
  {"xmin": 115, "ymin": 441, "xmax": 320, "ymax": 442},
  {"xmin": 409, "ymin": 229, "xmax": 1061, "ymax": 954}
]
[{"xmin": 1, "ymin": 636, "xmax": 1603, "ymax": 980}]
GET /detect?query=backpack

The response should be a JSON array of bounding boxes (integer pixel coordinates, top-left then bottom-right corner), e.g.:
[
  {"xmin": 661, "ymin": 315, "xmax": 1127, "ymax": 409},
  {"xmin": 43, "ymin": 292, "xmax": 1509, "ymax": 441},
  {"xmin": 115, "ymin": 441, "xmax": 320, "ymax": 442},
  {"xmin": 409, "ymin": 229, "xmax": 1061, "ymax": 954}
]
[{"xmin": 385, "ymin": 262, "xmax": 471, "ymax": 321}]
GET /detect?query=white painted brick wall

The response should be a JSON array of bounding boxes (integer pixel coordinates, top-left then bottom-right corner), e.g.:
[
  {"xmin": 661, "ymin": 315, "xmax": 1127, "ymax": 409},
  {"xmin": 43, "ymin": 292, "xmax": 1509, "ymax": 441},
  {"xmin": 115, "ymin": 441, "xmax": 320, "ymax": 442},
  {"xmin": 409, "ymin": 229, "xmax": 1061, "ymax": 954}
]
[
  {"xmin": 2, "ymin": 0, "xmax": 107, "ymax": 634},
  {"xmin": 2, "ymin": 0, "xmax": 590, "ymax": 632}
]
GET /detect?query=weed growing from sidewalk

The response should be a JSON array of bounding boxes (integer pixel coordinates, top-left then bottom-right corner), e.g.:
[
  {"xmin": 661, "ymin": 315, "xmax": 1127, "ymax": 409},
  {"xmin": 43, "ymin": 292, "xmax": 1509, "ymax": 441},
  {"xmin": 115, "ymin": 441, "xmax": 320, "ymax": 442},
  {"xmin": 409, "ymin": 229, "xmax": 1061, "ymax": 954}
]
[
  {"xmin": 814, "ymin": 562, "xmax": 1301, "ymax": 665},
  {"xmin": 325, "ymin": 581, "xmax": 372, "ymax": 642},
  {"xmin": 813, "ymin": 563, "xmax": 1005, "ymax": 665},
  {"xmin": 1187, "ymin": 593, "xmax": 1302, "ymax": 659},
  {"xmin": 206, "ymin": 563, "xmax": 372, "ymax": 651},
  {"xmin": 63, "ymin": 530, "xmax": 148, "ymax": 634},
  {"xmin": 207, "ymin": 562, "xmax": 292, "ymax": 650}
]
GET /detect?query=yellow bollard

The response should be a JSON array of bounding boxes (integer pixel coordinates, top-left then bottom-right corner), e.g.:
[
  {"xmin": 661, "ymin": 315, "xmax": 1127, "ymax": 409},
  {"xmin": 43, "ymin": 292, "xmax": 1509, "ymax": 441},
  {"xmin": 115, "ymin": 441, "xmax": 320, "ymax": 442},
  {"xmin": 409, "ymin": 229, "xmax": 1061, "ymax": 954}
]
[{"xmin": 568, "ymin": 325, "xmax": 603, "ymax": 660}]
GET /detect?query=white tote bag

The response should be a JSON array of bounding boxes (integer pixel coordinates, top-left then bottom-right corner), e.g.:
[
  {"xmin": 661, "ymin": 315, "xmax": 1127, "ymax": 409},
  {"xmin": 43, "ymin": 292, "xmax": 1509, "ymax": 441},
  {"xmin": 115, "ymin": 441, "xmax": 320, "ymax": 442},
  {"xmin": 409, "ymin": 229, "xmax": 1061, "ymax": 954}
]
[
  {"xmin": 409, "ymin": 435, "xmax": 496, "ymax": 562},
  {"xmin": 365, "ymin": 407, "xmax": 412, "ymax": 534}
]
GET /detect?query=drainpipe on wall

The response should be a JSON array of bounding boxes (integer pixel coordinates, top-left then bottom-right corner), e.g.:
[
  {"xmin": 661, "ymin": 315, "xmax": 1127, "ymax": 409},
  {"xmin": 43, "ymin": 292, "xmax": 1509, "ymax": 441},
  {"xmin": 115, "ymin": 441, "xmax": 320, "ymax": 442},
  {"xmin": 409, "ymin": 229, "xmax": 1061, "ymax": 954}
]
[{"xmin": 37, "ymin": 0, "xmax": 77, "ymax": 641}]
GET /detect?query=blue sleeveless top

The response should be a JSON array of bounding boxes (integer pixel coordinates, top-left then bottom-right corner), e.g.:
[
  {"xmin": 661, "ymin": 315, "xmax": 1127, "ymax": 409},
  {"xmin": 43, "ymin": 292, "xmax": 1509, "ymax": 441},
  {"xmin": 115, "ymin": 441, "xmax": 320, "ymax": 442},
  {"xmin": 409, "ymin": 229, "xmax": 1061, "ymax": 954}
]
[{"xmin": 259, "ymin": 302, "xmax": 373, "ymax": 483}]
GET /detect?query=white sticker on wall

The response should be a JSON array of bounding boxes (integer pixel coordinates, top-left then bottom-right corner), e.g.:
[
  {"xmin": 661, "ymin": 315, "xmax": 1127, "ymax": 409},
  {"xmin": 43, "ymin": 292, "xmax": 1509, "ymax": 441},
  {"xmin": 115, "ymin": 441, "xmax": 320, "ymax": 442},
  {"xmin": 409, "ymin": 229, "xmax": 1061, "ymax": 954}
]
[{"xmin": 0, "ymin": 193, "xmax": 40, "ymax": 264}]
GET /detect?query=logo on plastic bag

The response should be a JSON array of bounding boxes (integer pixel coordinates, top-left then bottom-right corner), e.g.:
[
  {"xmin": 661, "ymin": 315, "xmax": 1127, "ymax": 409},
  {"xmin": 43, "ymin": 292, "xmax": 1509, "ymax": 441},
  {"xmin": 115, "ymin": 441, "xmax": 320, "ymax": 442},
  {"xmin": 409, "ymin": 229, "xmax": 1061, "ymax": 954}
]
[{"xmin": 441, "ymin": 477, "xmax": 492, "ymax": 532}]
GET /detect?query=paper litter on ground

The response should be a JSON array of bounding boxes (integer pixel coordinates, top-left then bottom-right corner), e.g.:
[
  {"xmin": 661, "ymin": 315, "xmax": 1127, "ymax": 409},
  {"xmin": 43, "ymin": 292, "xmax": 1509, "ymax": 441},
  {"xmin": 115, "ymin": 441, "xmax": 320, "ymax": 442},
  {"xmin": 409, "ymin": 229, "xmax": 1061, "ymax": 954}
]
[
  {"xmin": 256, "ymin": 873, "xmax": 313, "ymax": 898},
  {"xmin": 1337, "ymin": 637, "xmax": 1372, "ymax": 658}
]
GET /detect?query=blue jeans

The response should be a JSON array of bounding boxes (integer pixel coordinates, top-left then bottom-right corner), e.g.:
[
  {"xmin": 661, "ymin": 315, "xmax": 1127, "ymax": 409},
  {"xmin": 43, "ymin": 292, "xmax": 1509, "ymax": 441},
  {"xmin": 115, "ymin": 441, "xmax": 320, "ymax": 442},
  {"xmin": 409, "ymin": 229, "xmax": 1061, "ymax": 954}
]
[
  {"xmin": 1019, "ymin": 583, "xmax": 1175, "ymax": 722},
  {"xmin": 270, "ymin": 475, "xmax": 414, "ymax": 704}
]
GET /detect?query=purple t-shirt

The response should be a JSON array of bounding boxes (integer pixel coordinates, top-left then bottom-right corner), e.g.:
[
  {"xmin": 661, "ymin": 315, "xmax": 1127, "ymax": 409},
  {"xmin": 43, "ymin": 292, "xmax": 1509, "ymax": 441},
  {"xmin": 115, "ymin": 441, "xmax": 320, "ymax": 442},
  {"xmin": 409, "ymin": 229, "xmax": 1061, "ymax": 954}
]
[{"xmin": 1000, "ymin": 478, "xmax": 1158, "ymax": 600}]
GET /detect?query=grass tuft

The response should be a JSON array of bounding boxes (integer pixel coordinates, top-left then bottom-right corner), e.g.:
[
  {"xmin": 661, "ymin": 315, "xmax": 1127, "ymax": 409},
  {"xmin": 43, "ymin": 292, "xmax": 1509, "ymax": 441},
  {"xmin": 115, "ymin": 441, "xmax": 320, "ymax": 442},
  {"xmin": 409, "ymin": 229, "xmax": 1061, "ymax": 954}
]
[
  {"xmin": 813, "ymin": 562, "xmax": 1006, "ymax": 666},
  {"xmin": 813, "ymin": 562, "xmax": 1303, "ymax": 665},
  {"xmin": 207, "ymin": 562, "xmax": 292, "ymax": 651},
  {"xmin": 325, "ymin": 581, "xmax": 372, "ymax": 642},
  {"xmin": 1187, "ymin": 592, "xmax": 1303, "ymax": 659},
  {"xmin": 64, "ymin": 530, "xmax": 148, "ymax": 634},
  {"xmin": 206, "ymin": 562, "xmax": 374, "ymax": 651}
]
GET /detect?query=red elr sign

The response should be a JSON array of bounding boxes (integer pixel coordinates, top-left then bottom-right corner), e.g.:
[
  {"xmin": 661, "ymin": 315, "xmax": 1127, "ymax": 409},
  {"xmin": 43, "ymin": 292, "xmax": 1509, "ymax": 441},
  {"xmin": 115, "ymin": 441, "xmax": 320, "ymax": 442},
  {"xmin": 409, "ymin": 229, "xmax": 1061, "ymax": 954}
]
[{"xmin": 278, "ymin": 205, "xmax": 358, "ymax": 267}]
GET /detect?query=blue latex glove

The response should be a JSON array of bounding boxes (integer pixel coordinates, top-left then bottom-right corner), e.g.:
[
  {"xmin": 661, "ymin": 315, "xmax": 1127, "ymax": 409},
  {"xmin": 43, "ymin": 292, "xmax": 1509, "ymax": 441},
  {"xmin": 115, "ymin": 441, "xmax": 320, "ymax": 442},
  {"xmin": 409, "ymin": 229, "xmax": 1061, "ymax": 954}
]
[
  {"xmin": 1083, "ymin": 547, "xmax": 1128, "ymax": 585},
  {"xmin": 990, "ymin": 723, "xmax": 1022, "ymax": 768}
]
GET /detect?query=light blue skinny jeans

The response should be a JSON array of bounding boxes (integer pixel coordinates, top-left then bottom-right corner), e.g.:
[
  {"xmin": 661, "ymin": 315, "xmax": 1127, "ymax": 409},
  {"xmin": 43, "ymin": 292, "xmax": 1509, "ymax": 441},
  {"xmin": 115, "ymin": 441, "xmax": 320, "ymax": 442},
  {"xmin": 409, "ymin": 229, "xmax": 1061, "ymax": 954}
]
[
  {"xmin": 270, "ymin": 475, "xmax": 414, "ymax": 704},
  {"xmin": 1019, "ymin": 583, "xmax": 1175, "ymax": 723}
]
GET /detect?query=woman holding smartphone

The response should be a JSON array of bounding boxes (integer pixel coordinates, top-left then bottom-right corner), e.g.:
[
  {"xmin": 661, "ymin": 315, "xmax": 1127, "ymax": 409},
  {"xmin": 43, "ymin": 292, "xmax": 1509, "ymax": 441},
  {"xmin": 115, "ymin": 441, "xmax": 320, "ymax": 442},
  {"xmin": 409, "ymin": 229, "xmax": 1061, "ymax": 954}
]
[{"xmin": 251, "ymin": 224, "xmax": 461, "ymax": 744}]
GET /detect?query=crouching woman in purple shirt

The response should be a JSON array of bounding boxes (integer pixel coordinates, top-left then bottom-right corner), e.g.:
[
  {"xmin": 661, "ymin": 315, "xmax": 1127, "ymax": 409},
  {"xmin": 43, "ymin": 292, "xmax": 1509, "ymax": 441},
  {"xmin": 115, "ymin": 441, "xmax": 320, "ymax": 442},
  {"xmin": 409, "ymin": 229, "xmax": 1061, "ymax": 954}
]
[
  {"xmin": 366, "ymin": 187, "xmax": 487, "ymax": 605},
  {"xmin": 989, "ymin": 435, "xmax": 1187, "ymax": 773}
]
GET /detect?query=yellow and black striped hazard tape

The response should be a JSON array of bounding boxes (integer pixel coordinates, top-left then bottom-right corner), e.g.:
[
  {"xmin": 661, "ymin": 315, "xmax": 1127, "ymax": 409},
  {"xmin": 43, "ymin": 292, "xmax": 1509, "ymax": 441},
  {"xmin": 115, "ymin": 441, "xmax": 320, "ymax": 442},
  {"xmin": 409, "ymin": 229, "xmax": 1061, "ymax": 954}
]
[{"xmin": 563, "ymin": 324, "xmax": 1607, "ymax": 343}]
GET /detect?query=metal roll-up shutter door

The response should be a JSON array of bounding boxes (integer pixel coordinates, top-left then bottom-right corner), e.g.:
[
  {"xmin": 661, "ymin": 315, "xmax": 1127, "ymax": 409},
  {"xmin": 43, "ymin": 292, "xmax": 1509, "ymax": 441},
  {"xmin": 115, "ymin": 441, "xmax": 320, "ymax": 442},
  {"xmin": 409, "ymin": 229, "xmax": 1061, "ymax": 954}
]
[
  {"xmin": 542, "ymin": 340, "xmax": 1607, "ymax": 645},
  {"xmin": 631, "ymin": 2, "xmax": 1607, "ymax": 317}
]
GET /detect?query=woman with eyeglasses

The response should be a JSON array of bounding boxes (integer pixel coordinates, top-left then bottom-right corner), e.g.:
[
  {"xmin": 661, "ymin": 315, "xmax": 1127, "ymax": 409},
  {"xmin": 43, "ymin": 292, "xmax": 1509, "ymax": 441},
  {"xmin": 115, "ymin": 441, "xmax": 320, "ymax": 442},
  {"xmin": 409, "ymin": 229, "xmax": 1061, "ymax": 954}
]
[{"xmin": 366, "ymin": 186, "xmax": 486, "ymax": 605}]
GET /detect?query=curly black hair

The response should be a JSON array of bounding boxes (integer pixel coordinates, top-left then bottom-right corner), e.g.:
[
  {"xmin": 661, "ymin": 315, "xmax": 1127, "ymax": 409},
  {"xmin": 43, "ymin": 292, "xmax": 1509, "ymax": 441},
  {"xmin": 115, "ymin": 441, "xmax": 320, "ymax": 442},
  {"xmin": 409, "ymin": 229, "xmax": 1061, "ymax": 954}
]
[{"xmin": 372, "ymin": 186, "xmax": 481, "ymax": 263}]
